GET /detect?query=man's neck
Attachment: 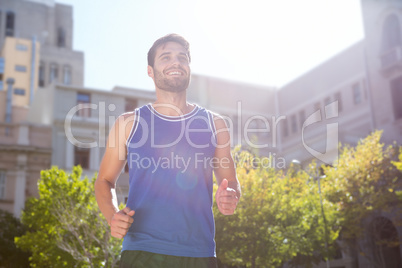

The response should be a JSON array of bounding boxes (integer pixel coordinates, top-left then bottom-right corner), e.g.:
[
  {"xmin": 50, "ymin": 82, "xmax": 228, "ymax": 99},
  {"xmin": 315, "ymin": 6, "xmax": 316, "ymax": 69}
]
[{"xmin": 153, "ymin": 90, "xmax": 193, "ymax": 116}]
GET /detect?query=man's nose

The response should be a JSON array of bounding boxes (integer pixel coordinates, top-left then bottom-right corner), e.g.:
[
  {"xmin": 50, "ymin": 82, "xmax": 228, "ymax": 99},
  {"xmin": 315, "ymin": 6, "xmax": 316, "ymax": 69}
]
[{"xmin": 170, "ymin": 56, "xmax": 181, "ymax": 66}]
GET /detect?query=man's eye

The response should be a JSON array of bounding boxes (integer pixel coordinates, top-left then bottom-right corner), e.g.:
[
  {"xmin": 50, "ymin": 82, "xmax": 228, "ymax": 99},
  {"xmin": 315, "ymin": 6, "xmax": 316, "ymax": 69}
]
[{"xmin": 179, "ymin": 57, "xmax": 188, "ymax": 63}]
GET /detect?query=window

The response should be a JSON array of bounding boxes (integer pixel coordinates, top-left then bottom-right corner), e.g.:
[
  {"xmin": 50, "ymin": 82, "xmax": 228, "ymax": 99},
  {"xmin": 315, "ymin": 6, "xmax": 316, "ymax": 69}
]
[
  {"xmin": 38, "ymin": 63, "xmax": 45, "ymax": 87},
  {"xmin": 14, "ymin": 88, "xmax": 25, "ymax": 95},
  {"xmin": 290, "ymin": 114, "xmax": 297, "ymax": 133},
  {"xmin": 353, "ymin": 83, "xmax": 362, "ymax": 105},
  {"xmin": 74, "ymin": 147, "xmax": 90, "ymax": 169},
  {"xmin": 299, "ymin": 110, "xmax": 306, "ymax": 127},
  {"xmin": 77, "ymin": 92, "xmax": 91, "ymax": 117},
  {"xmin": 49, "ymin": 64, "xmax": 58, "ymax": 83},
  {"xmin": 63, "ymin": 65, "xmax": 71, "ymax": 85},
  {"xmin": 0, "ymin": 171, "xmax": 6, "ymax": 200},
  {"xmin": 334, "ymin": 92, "xmax": 343, "ymax": 112},
  {"xmin": 15, "ymin": 65, "xmax": 27, "ymax": 72},
  {"xmin": 57, "ymin": 27, "xmax": 66, "ymax": 48},
  {"xmin": 5, "ymin": 11, "xmax": 15, "ymax": 37},
  {"xmin": 391, "ymin": 76, "xmax": 402, "ymax": 120},
  {"xmin": 125, "ymin": 99, "xmax": 138, "ymax": 112},
  {"xmin": 382, "ymin": 14, "xmax": 402, "ymax": 52},
  {"xmin": 16, "ymin": 43, "xmax": 28, "ymax": 51}
]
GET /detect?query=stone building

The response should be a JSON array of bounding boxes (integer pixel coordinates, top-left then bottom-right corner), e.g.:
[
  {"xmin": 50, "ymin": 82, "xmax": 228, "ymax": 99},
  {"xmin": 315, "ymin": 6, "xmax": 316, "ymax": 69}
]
[
  {"xmin": 0, "ymin": 0, "xmax": 83, "ymax": 216},
  {"xmin": 0, "ymin": 34, "xmax": 51, "ymax": 217},
  {"xmin": 277, "ymin": 0, "xmax": 402, "ymax": 170},
  {"xmin": 0, "ymin": 0, "xmax": 84, "ymax": 88},
  {"xmin": 187, "ymin": 75, "xmax": 277, "ymax": 157},
  {"xmin": 28, "ymin": 84, "xmax": 155, "ymax": 203}
]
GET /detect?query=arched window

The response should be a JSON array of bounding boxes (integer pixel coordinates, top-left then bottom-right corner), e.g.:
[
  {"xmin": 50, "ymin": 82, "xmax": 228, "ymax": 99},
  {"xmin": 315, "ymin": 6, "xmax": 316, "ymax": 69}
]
[
  {"xmin": 382, "ymin": 14, "xmax": 402, "ymax": 52},
  {"xmin": 370, "ymin": 217, "xmax": 402, "ymax": 267}
]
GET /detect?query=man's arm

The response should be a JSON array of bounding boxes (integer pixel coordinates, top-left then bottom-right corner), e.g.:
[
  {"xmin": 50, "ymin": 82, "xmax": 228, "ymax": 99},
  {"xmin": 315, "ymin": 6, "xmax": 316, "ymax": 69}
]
[
  {"xmin": 95, "ymin": 113, "xmax": 135, "ymax": 239},
  {"xmin": 213, "ymin": 115, "xmax": 241, "ymax": 215}
]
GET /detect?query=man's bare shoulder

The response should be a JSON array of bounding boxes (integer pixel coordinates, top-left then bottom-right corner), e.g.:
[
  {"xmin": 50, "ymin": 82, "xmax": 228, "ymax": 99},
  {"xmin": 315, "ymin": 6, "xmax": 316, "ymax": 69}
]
[
  {"xmin": 121, "ymin": 111, "xmax": 135, "ymax": 118},
  {"xmin": 112, "ymin": 112, "xmax": 136, "ymax": 139},
  {"xmin": 210, "ymin": 112, "xmax": 228, "ymax": 131}
]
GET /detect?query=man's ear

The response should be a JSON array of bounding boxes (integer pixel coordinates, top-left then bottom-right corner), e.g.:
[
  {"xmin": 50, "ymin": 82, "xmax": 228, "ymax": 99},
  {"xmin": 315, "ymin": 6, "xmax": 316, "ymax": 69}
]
[{"xmin": 147, "ymin": 65, "xmax": 154, "ymax": 78}]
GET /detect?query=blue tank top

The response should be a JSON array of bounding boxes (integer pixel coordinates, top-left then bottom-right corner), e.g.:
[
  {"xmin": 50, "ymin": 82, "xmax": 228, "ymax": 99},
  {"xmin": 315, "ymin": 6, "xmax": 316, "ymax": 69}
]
[{"xmin": 122, "ymin": 104, "xmax": 217, "ymax": 257}]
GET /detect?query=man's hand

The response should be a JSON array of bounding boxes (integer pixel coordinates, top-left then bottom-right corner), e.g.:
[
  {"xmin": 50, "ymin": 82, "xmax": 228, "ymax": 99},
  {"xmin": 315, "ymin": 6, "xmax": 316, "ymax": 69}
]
[
  {"xmin": 110, "ymin": 207, "xmax": 135, "ymax": 239},
  {"xmin": 216, "ymin": 179, "xmax": 239, "ymax": 215}
]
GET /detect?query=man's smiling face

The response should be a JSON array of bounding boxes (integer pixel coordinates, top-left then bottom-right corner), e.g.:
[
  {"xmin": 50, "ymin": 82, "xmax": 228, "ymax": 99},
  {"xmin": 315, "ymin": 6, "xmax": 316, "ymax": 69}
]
[{"xmin": 148, "ymin": 41, "xmax": 191, "ymax": 93}]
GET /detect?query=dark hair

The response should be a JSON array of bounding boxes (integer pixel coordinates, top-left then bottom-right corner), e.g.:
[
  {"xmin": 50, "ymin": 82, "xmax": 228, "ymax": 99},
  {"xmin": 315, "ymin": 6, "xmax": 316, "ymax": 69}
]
[{"xmin": 147, "ymin": 33, "xmax": 191, "ymax": 67}]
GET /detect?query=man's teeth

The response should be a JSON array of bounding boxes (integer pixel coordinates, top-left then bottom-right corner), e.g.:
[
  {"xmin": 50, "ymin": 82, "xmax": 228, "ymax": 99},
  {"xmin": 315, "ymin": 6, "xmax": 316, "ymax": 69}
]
[{"xmin": 169, "ymin": 71, "xmax": 181, "ymax": 75}]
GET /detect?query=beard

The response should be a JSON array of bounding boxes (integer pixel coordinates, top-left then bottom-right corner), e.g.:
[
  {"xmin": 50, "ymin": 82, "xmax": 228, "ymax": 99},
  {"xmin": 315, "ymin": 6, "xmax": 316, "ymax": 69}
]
[{"xmin": 153, "ymin": 68, "xmax": 190, "ymax": 93}]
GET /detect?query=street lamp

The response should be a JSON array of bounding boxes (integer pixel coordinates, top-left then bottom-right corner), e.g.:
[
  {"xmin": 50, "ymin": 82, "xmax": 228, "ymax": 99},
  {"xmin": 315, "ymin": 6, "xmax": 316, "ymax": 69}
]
[{"xmin": 291, "ymin": 160, "xmax": 330, "ymax": 268}]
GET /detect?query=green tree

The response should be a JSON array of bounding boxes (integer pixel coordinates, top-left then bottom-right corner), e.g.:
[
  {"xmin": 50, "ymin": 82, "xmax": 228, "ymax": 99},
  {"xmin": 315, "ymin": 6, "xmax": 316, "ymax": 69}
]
[
  {"xmin": 393, "ymin": 149, "xmax": 402, "ymax": 201},
  {"xmin": 0, "ymin": 209, "xmax": 30, "ymax": 267},
  {"xmin": 393, "ymin": 148, "xmax": 402, "ymax": 182},
  {"xmin": 214, "ymin": 149, "xmax": 339, "ymax": 268},
  {"xmin": 324, "ymin": 131, "xmax": 402, "ymax": 267},
  {"xmin": 15, "ymin": 166, "xmax": 121, "ymax": 268}
]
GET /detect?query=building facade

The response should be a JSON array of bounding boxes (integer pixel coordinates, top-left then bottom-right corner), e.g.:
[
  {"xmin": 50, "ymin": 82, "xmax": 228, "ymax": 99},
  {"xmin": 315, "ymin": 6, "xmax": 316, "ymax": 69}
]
[
  {"xmin": 27, "ymin": 84, "xmax": 156, "ymax": 204},
  {"xmin": 277, "ymin": 0, "xmax": 402, "ymax": 169},
  {"xmin": 0, "ymin": 0, "xmax": 84, "ymax": 88},
  {"xmin": 0, "ymin": 37, "xmax": 40, "ymax": 106},
  {"xmin": 0, "ymin": 111, "xmax": 52, "ymax": 217},
  {"xmin": 274, "ymin": 0, "xmax": 402, "ymax": 267},
  {"xmin": 0, "ymin": 0, "xmax": 83, "ymax": 216},
  {"xmin": 0, "ymin": 33, "xmax": 52, "ymax": 217},
  {"xmin": 187, "ymin": 74, "xmax": 277, "ymax": 157}
]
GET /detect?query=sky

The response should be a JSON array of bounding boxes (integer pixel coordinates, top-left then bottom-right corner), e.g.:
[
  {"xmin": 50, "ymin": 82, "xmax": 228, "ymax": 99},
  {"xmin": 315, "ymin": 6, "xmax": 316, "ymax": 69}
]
[{"xmin": 56, "ymin": 0, "xmax": 365, "ymax": 91}]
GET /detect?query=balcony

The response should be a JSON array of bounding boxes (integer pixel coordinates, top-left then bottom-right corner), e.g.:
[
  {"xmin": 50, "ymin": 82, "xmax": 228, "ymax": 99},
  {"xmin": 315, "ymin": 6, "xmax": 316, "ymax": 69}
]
[{"xmin": 380, "ymin": 46, "xmax": 402, "ymax": 75}]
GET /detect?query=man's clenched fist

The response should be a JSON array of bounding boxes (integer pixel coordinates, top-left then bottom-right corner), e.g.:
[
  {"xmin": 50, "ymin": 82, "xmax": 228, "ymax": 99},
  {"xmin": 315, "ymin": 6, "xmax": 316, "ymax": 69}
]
[
  {"xmin": 216, "ymin": 179, "xmax": 239, "ymax": 215},
  {"xmin": 110, "ymin": 207, "xmax": 135, "ymax": 239}
]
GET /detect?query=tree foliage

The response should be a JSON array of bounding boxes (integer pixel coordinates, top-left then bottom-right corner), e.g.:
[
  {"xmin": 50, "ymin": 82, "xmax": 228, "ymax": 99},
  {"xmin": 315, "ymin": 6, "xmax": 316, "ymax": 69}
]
[
  {"xmin": 392, "ymin": 148, "xmax": 402, "ymax": 202},
  {"xmin": 11, "ymin": 132, "xmax": 401, "ymax": 267},
  {"xmin": 214, "ymin": 148, "xmax": 340, "ymax": 268},
  {"xmin": 323, "ymin": 131, "xmax": 402, "ymax": 267},
  {"xmin": 0, "ymin": 209, "xmax": 30, "ymax": 267},
  {"xmin": 15, "ymin": 166, "xmax": 122, "ymax": 268}
]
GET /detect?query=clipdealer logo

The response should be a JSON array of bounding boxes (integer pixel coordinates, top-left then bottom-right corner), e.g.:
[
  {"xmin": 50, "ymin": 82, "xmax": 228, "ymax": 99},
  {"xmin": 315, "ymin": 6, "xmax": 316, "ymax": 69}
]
[
  {"xmin": 63, "ymin": 101, "xmax": 339, "ymax": 166},
  {"xmin": 302, "ymin": 101, "xmax": 339, "ymax": 165}
]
